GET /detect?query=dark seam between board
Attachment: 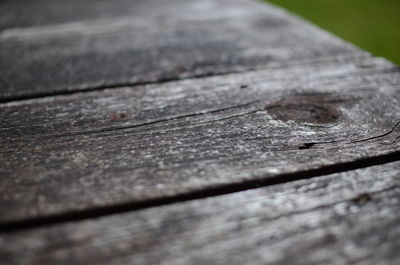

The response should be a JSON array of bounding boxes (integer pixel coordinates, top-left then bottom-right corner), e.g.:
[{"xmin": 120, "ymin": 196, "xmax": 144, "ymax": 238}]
[
  {"xmin": 0, "ymin": 150, "xmax": 399, "ymax": 233},
  {"xmin": 0, "ymin": 53, "xmax": 369, "ymax": 104}
]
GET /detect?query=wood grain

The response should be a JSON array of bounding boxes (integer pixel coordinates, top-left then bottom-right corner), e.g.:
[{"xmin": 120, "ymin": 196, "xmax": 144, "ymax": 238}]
[
  {"xmin": 0, "ymin": 0, "xmax": 360, "ymax": 101},
  {"xmin": 1, "ymin": 55, "xmax": 400, "ymax": 224},
  {"xmin": 1, "ymin": 161, "xmax": 399, "ymax": 265},
  {"xmin": 1, "ymin": 0, "xmax": 399, "ymax": 262}
]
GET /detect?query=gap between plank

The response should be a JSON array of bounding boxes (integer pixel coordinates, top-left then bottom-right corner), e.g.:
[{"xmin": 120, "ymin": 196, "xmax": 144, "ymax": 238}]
[
  {"xmin": 0, "ymin": 54, "xmax": 368, "ymax": 104},
  {"xmin": 0, "ymin": 150, "xmax": 399, "ymax": 233}
]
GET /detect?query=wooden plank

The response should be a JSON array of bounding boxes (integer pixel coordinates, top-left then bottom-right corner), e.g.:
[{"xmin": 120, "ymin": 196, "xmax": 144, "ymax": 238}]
[
  {"xmin": 0, "ymin": 0, "xmax": 267, "ymax": 30},
  {"xmin": 0, "ymin": 0, "xmax": 360, "ymax": 101},
  {"xmin": 1, "ymin": 161, "xmax": 399, "ymax": 265},
  {"xmin": 1, "ymin": 55, "xmax": 400, "ymax": 224}
]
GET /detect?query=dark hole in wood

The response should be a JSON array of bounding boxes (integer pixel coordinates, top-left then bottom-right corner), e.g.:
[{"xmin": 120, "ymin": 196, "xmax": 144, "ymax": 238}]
[
  {"xmin": 351, "ymin": 193, "xmax": 373, "ymax": 205},
  {"xmin": 298, "ymin": 142, "xmax": 316, "ymax": 150}
]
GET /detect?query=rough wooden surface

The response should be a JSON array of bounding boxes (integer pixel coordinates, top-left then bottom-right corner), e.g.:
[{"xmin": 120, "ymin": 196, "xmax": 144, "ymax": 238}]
[
  {"xmin": 0, "ymin": 0, "xmax": 360, "ymax": 101},
  {"xmin": 1, "ymin": 55, "xmax": 400, "ymax": 224},
  {"xmin": 1, "ymin": 161, "xmax": 399, "ymax": 265},
  {"xmin": 1, "ymin": 0, "xmax": 400, "ymax": 263}
]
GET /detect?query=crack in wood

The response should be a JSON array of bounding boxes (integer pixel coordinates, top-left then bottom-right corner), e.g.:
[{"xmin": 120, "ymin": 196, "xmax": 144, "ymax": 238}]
[
  {"xmin": 296, "ymin": 119, "xmax": 400, "ymax": 150},
  {"xmin": 132, "ymin": 93, "xmax": 365, "ymax": 135},
  {"xmin": 35, "ymin": 100, "xmax": 262, "ymax": 140},
  {"xmin": 350, "ymin": 120, "xmax": 400, "ymax": 143},
  {"xmin": 15, "ymin": 93, "xmax": 364, "ymax": 142},
  {"xmin": 0, "ymin": 150, "xmax": 399, "ymax": 233}
]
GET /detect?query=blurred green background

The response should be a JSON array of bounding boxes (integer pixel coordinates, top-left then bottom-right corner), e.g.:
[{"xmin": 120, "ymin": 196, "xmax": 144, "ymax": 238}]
[{"xmin": 265, "ymin": 0, "xmax": 400, "ymax": 65}]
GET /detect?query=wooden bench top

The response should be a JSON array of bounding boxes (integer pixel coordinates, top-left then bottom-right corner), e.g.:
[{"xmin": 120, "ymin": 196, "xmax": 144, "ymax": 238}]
[{"xmin": 0, "ymin": 0, "xmax": 399, "ymax": 264}]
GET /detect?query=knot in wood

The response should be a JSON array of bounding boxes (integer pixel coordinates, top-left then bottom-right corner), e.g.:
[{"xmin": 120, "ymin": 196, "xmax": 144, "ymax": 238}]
[{"xmin": 267, "ymin": 93, "xmax": 343, "ymax": 124}]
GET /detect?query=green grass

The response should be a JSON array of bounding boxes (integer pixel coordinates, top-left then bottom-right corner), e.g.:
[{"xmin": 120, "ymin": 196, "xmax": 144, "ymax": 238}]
[{"xmin": 265, "ymin": 0, "xmax": 400, "ymax": 65}]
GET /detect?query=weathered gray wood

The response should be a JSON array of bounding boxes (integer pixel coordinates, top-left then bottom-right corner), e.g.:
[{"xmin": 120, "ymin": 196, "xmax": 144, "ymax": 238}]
[
  {"xmin": 0, "ymin": 0, "xmax": 399, "ymax": 262},
  {"xmin": 1, "ymin": 55, "xmax": 400, "ymax": 224},
  {"xmin": 1, "ymin": 161, "xmax": 399, "ymax": 265},
  {"xmin": 0, "ymin": 0, "xmax": 262, "ymax": 30},
  {"xmin": 0, "ymin": 0, "xmax": 360, "ymax": 100}
]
